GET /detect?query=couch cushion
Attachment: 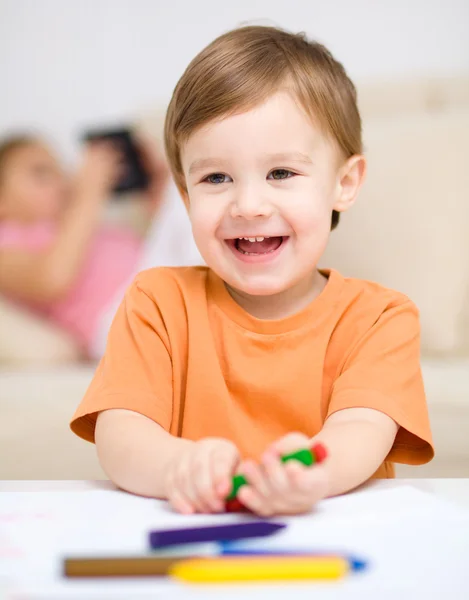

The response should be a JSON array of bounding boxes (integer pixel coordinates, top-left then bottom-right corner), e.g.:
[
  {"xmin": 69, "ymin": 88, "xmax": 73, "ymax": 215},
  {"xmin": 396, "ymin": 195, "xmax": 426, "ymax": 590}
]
[
  {"xmin": 320, "ymin": 109, "xmax": 469, "ymax": 355},
  {"xmin": 0, "ymin": 298, "xmax": 80, "ymax": 366},
  {"xmin": 0, "ymin": 366, "xmax": 105, "ymax": 480},
  {"xmin": 1, "ymin": 360, "xmax": 468, "ymax": 480}
]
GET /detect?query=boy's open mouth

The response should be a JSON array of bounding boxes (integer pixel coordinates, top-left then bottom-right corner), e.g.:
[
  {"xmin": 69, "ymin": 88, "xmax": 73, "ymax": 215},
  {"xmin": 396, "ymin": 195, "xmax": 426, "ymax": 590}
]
[{"xmin": 228, "ymin": 236, "xmax": 286, "ymax": 256}]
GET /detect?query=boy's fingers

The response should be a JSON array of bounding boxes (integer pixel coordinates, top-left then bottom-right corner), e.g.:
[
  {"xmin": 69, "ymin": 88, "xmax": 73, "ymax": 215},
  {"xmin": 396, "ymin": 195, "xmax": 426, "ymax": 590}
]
[
  {"xmin": 166, "ymin": 468, "xmax": 194, "ymax": 515},
  {"xmin": 285, "ymin": 462, "xmax": 329, "ymax": 505},
  {"xmin": 194, "ymin": 450, "xmax": 226, "ymax": 512},
  {"xmin": 168, "ymin": 490, "xmax": 194, "ymax": 515},
  {"xmin": 237, "ymin": 486, "xmax": 274, "ymax": 517},
  {"xmin": 175, "ymin": 460, "xmax": 209, "ymax": 513},
  {"xmin": 299, "ymin": 464, "xmax": 330, "ymax": 498},
  {"xmin": 211, "ymin": 462, "xmax": 232, "ymax": 503},
  {"xmin": 215, "ymin": 477, "xmax": 231, "ymax": 498},
  {"xmin": 241, "ymin": 460, "xmax": 272, "ymax": 498},
  {"xmin": 284, "ymin": 461, "xmax": 309, "ymax": 488},
  {"xmin": 190, "ymin": 454, "xmax": 221, "ymax": 513},
  {"xmin": 262, "ymin": 453, "xmax": 289, "ymax": 493},
  {"xmin": 269, "ymin": 432, "xmax": 310, "ymax": 455},
  {"xmin": 212, "ymin": 448, "xmax": 238, "ymax": 492},
  {"xmin": 234, "ymin": 463, "xmax": 322, "ymax": 517}
]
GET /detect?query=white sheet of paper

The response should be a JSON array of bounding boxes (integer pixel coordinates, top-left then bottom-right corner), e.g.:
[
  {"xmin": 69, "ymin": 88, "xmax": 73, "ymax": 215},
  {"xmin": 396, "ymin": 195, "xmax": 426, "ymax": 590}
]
[{"xmin": 1, "ymin": 485, "xmax": 468, "ymax": 599}]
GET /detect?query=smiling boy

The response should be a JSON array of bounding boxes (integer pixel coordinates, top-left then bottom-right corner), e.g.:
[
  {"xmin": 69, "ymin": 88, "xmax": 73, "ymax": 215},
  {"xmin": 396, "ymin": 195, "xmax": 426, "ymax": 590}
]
[{"xmin": 71, "ymin": 26, "xmax": 433, "ymax": 516}]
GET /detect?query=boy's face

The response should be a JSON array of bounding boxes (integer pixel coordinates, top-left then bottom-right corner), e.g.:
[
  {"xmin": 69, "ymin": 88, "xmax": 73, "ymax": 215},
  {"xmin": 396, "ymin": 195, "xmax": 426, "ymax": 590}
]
[{"xmin": 181, "ymin": 91, "xmax": 362, "ymax": 298}]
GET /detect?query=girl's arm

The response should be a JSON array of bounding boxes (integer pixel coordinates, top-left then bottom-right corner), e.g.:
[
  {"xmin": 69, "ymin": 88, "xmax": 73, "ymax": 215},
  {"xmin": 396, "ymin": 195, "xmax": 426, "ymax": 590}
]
[
  {"xmin": 0, "ymin": 143, "xmax": 120, "ymax": 303},
  {"xmin": 131, "ymin": 134, "xmax": 170, "ymax": 228}
]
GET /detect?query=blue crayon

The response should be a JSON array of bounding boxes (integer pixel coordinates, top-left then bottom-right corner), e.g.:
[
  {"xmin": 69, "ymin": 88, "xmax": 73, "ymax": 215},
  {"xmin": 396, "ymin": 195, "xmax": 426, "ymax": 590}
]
[{"xmin": 219, "ymin": 545, "xmax": 367, "ymax": 572}]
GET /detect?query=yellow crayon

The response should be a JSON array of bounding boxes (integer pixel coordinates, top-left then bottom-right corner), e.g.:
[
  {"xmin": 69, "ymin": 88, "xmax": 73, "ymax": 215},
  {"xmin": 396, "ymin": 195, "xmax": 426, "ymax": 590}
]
[{"xmin": 170, "ymin": 556, "xmax": 349, "ymax": 583}]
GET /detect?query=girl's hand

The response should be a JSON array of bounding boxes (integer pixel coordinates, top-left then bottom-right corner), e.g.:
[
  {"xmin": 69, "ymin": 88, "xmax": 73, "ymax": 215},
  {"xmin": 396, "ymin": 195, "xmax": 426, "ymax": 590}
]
[
  {"xmin": 165, "ymin": 438, "xmax": 240, "ymax": 515},
  {"xmin": 134, "ymin": 134, "xmax": 170, "ymax": 213},
  {"xmin": 237, "ymin": 433, "xmax": 330, "ymax": 516},
  {"xmin": 75, "ymin": 141, "xmax": 123, "ymax": 199}
]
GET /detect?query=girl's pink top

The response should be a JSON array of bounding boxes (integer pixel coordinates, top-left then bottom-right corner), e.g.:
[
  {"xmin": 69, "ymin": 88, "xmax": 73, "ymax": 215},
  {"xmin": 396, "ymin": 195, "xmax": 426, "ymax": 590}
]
[{"xmin": 0, "ymin": 221, "xmax": 142, "ymax": 350}]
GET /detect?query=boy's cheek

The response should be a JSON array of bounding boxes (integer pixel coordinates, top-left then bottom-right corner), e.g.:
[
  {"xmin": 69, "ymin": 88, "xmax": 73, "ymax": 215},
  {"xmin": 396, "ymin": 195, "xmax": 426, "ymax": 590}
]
[
  {"xmin": 191, "ymin": 220, "xmax": 215, "ymax": 248},
  {"xmin": 191, "ymin": 208, "xmax": 225, "ymax": 241},
  {"xmin": 290, "ymin": 211, "xmax": 331, "ymax": 240}
]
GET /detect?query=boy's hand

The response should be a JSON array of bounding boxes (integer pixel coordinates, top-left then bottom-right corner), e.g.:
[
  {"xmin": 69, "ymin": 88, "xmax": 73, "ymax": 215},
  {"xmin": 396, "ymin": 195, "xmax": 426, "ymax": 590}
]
[
  {"xmin": 237, "ymin": 433, "xmax": 330, "ymax": 516},
  {"xmin": 165, "ymin": 438, "xmax": 240, "ymax": 515}
]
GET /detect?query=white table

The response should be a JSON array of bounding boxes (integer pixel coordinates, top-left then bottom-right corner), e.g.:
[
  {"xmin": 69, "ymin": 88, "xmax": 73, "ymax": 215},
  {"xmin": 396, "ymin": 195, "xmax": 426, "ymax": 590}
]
[
  {"xmin": 1, "ymin": 479, "xmax": 469, "ymax": 599},
  {"xmin": 3, "ymin": 477, "xmax": 469, "ymax": 506}
]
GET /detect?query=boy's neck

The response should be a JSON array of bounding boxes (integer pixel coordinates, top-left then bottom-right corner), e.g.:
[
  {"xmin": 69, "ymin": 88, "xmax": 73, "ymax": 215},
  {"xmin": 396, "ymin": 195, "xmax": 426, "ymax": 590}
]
[{"xmin": 225, "ymin": 270, "xmax": 327, "ymax": 320}]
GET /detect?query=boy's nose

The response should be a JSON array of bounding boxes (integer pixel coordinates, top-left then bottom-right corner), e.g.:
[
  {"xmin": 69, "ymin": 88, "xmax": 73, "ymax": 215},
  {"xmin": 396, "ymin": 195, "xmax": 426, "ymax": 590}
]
[{"xmin": 230, "ymin": 187, "xmax": 274, "ymax": 220}]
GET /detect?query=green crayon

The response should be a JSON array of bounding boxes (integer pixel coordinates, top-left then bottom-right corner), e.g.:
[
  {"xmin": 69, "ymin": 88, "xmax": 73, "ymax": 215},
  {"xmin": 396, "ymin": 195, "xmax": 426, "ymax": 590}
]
[{"xmin": 226, "ymin": 443, "xmax": 327, "ymax": 501}]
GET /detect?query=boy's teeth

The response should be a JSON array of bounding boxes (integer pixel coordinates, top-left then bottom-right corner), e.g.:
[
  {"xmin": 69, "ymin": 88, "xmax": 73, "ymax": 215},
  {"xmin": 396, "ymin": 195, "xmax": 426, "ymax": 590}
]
[{"xmin": 238, "ymin": 236, "xmax": 268, "ymax": 241}]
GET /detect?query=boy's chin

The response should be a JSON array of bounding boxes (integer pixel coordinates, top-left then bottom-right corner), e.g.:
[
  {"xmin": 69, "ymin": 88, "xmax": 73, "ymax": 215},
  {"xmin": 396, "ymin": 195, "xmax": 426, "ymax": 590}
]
[{"xmin": 228, "ymin": 275, "xmax": 294, "ymax": 297}]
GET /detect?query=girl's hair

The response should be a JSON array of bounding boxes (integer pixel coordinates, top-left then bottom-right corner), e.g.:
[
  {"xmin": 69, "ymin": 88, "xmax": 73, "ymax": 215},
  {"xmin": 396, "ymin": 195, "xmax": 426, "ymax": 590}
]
[
  {"xmin": 0, "ymin": 135, "xmax": 36, "ymax": 185},
  {"xmin": 164, "ymin": 25, "xmax": 362, "ymax": 231}
]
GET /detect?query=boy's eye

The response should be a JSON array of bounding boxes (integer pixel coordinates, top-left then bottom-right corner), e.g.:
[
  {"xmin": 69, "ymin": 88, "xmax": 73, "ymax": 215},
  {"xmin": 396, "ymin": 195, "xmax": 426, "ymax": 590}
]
[
  {"xmin": 268, "ymin": 169, "xmax": 295, "ymax": 180},
  {"xmin": 204, "ymin": 173, "xmax": 231, "ymax": 184}
]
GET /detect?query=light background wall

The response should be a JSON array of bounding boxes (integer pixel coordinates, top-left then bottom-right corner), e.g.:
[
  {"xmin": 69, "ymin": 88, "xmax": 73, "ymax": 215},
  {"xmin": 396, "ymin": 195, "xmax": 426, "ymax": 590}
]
[
  {"xmin": 1, "ymin": 0, "xmax": 468, "ymax": 162},
  {"xmin": 0, "ymin": 1, "xmax": 468, "ymax": 480}
]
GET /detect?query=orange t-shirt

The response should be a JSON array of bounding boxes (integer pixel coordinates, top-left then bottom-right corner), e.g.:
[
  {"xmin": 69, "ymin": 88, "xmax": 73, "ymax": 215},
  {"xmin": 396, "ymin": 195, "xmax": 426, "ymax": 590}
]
[{"xmin": 71, "ymin": 267, "xmax": 434, "ymax": 477}]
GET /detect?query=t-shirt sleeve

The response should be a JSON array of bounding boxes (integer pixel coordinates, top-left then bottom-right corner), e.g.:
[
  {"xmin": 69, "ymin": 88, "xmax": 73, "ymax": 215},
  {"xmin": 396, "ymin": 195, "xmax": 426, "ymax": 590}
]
[
  {"xmin": 327, "ymin": 299, "xmax": 434, "ymax": 465},
  {"xmin": 70, "ymin": 278, "xmax": 174, "ymax": 443}
]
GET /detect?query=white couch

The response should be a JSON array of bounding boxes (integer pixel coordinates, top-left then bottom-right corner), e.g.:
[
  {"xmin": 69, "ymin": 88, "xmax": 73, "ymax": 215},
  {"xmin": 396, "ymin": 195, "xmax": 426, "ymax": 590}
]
[
  {"xmin": 1, "ymin": 359, "xmax": 467, "ymax": 480},
  {"xmin": 1, "ymin": 77, "xmax": 468, "ymax": 480}
]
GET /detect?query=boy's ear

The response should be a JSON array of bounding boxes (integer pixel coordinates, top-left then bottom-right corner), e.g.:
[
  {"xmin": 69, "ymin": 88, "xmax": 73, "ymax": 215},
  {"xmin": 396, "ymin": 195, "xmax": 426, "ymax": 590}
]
[{"xmin": 333, "ymin": 154, "xmax": 366, "ymax": 213}]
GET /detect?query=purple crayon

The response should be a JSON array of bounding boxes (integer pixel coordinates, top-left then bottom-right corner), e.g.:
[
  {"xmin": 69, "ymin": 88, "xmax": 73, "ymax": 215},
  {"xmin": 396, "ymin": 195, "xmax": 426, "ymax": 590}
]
[{"xmin": 149, "ymin": 521, "xmax": 285, "ymax": 549}]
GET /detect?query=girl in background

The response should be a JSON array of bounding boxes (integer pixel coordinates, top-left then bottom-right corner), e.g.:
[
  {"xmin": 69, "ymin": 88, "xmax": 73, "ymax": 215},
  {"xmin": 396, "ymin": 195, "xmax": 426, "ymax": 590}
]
[{"xmin": 0, "ymin": 134, "xmax": 201, "ymax": 362}]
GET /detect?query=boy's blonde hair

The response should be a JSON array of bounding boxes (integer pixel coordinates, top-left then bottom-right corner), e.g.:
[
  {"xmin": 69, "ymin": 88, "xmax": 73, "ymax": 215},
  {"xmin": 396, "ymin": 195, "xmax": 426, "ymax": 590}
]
[{"xmin": 164, "ymin": 25, "xmax": 362, "ymax": 230}]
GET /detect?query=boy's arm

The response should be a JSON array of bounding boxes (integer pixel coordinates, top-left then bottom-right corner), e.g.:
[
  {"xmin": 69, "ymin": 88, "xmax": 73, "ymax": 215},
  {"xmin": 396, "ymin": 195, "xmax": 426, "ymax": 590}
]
[
  {"xmin": 95, "ymin": 409, "xmax": 195, "ymax": 498},
  {"xmin": 313, "ymin": 407, "xmax": 399, "ymax": 496},
  {"xmin": 237, "ymin": 407, "xmax": 399, "ymax": 515},
  {"xmin": 95, "ymin": 409, "xmax": 240, "ymax": 512}
]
